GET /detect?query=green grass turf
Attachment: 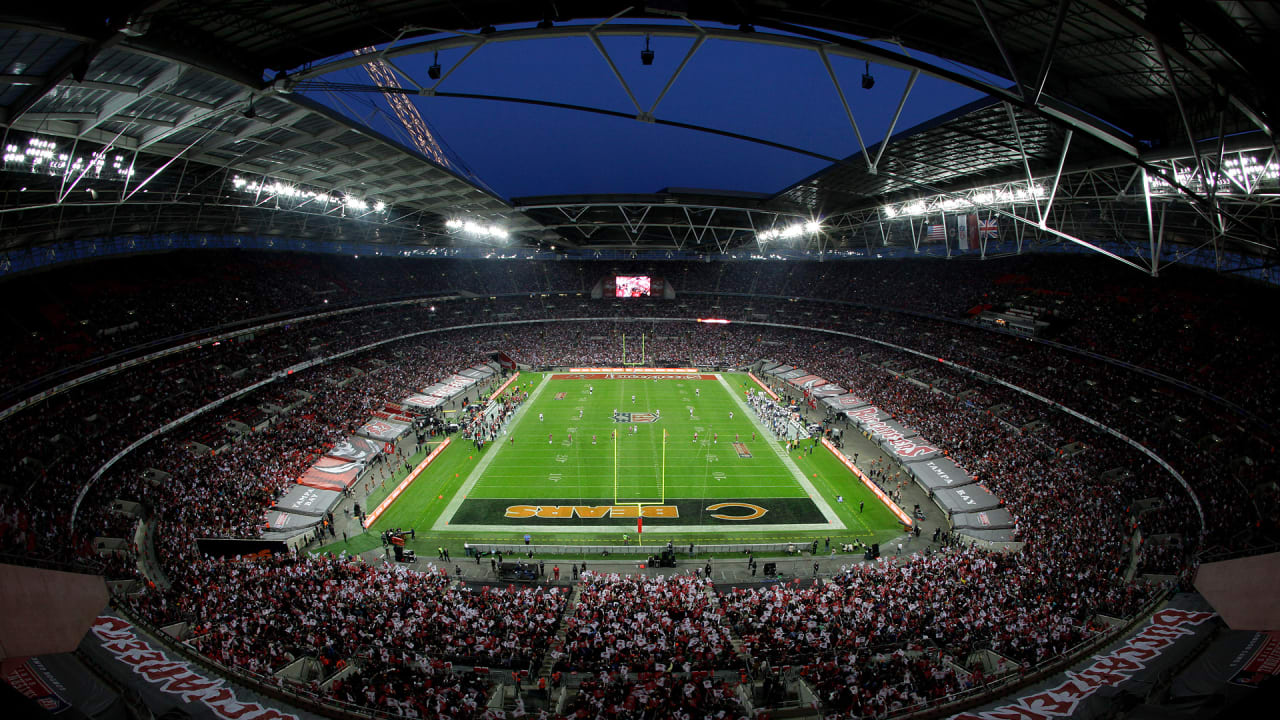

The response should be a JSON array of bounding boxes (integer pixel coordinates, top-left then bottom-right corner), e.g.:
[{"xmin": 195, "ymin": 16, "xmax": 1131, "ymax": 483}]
[
  {"xmin": 472, "ymin": 375, "xmax": 802, "ymax": 502},
  {"xmin": 320, "ymin": 373, "xmax": 904, "ymax": 557}
]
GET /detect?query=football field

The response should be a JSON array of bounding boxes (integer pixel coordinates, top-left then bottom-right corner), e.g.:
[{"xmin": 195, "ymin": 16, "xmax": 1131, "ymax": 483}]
[{"xmin": 434, "ymin": 371, "xmax": 863, "ymax": 534}]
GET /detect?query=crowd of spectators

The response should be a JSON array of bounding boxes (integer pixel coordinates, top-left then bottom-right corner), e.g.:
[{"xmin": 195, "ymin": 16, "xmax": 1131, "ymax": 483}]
[
  {"xmin": 136, "ymin": 554, "xmax": 566, "ymax": 674},
  {"xmin": 4, "ymin": 250, "xmax": 1278, "ymax": 719},
  {"xmin": 553, "ymin": 572, "xmax": 741, "ymax": 675},
  {"xmin": 563, "ymin": 673, "xmax": 748, "ymax": 720},
  {"xmin": 328, "ymin": 662, "xmax": 491, "ymax": 719}
]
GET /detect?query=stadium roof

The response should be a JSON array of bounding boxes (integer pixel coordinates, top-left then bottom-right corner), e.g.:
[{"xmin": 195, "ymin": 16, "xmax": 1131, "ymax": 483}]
[{"xmin": 0, "ymin": 1, "xmax": 1276, "ymax": 274}]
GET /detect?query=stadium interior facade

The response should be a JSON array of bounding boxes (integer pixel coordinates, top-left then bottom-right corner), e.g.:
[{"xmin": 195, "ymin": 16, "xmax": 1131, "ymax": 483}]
[{"xmin": 1, "ymin": 3, "xmax": 1278, "ymax": 720}]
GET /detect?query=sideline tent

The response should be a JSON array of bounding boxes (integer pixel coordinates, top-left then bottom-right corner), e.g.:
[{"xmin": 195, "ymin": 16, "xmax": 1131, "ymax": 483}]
[
  {"xmin": 951, "ymin": 508, "xmax": 1015, "ymax": 530},
  {"xmin": 327, "ymin": 435, "xmax": 384, "ymax": 464},
  {"xmin": 273, "ymin": 485, "xmax": 342, "ymax": 517},
  {"xmin": 905, "ymin": 456, "xmax": 974, "ymax": 494},
  {"xmin": 934, "ymin": 484, "xmax": 1002, "ymax": 514}
]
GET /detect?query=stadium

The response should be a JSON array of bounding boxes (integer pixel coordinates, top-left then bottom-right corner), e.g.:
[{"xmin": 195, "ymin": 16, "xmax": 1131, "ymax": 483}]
[{"xmin": 0, "ymin": 3, "xmax": 1277, "ymax": 720}]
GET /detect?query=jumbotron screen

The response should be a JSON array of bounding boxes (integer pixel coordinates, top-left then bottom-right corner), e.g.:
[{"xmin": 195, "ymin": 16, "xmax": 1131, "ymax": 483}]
[{"xmin": 615, "ymin": 275, "xmax": 651, "ymax": 298}]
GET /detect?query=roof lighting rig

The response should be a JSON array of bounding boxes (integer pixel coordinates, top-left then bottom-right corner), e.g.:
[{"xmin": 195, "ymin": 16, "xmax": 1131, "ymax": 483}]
[
  {"xmin": 3, "ymin": 134, "xmax": 135, "ymax": 181},
  {"xmin": 756, "ymin": 220, "xmax": 822, "ymax": 243},
  {"xmin": 229, "ymin": 176, "xmax": 386, "ymax": 215},
  {"xmin": 445, "ymin": 217, "xmax": 510, "ymax": 241},
  {"xmin": 882, "ymin": 182, "xmax": 1047, "ymax": 218}
]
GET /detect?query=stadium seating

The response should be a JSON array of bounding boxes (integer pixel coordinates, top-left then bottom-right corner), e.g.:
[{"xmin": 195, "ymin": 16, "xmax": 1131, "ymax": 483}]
[{"xmin": 3, "ymin": 251, "xmax": 1275, "ymax": 719}]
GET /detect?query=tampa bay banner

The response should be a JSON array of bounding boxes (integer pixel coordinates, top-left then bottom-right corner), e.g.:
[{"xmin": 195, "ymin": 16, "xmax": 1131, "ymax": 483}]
[
  {"xmin": 84, "ymin": 614, "xmax": 308, "ymax": 720},
  {"xmin": 950, "ymin": 596, "xmax": 1217, "ymax": 720}
]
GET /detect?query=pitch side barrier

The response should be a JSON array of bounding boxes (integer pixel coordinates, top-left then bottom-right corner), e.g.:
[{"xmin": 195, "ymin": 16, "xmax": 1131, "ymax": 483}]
[
  {"xmin": 469, "ymin": 542, "xmax": 799, "ymax": 557},
  {"xmin": 737, "ymin": 320, "xmax": 1206, "ymax": 535},
  {"xmin": 70, "ymin": 313, "xmax": 1198, "ymax": 539}
]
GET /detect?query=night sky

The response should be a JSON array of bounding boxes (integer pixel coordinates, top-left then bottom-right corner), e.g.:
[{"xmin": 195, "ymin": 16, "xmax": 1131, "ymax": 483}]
[{"xmin": 305, "ymin": 21, "xmax": 1005, "ymax": 201}]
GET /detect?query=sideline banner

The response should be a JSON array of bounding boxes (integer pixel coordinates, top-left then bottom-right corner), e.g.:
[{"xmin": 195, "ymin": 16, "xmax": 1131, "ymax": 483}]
[
  {"xmin": 1170, "ymin": 629, "xmax": 1280, "ymax": 700},
  {"xmin": 424, "ymin": 382, "xmax": 458, "ymax": 399},
  {"xmin": 846, "ymin": 406, "xmax": 941, "ymax": 461},
  {"xmin": 462, "ymin": 365, "xmax": 494, "ymax": 379},
  {"xmin": 951, "ymin": 508, "xmax": 1015, "ymax": 530},
  {"xmin": 262, "ymin": 509, "xmax": 320, "ymax": 531},
  {"xmin": 876, "ymin": 417, "xmax": 921, "ymax": 440},
  {"xmin": 822, "ymin": 393, "xmax": 870, "ymax": 411},
  {"xmin": 325, "ymin": 435, "xmax": 384, "ymax": 465},
  {"xmin": 444, "ymin": 374, "xmax": 478, "ymax": 389},
  {"xmin": 356, "ymin": 418, "xmax": 410, "ymax": 442},
  {"xmin": 2, "ymin": 653, "xmax": 119, "ymax": 719},
  {"xmin": 273, "ymin": 485, "xmax": 342, "ymax": 517},
  {"xmin": 905, "ymin": 457, "xmax": 974, "ymax": 494},
  {"xmin": 810, "ymin": 383, "xmax": 847, "ymax": 398},
  {"xmin": 933, "ymin": 484, "xmax": 1002, "ymax": 515},
  {"xmin": 958, "ymin": 527, "xmax": 1018, "ymax": 543},
  {"xmin": 951, "ymin": 597, "xmax": 1218, "ymax": 720},
  {"xmin": 296, "ymin": 456, "xmax": 361, "ymax": 492},
  {"xmin": 788, "ymin": 374, "xmax": 826, "ymax": 389},
  {"xmin": 403, "ymin": 393, "xmax": 446, "ymax": 410},
  {"xmin": 83, "ymin": 613, "xmax": 314, "ymax": 720}
]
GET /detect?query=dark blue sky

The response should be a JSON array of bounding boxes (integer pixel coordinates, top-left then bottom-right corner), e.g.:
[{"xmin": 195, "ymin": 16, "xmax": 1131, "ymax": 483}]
[{"xmin": 306, "ymin": 21, "xmax": 1005, "ymax": 201}]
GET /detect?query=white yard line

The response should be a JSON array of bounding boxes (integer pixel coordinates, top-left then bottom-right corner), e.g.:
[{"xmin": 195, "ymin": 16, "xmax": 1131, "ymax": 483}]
[
  {"xmin": 437, "ymin": 373, "xmax": 846, "ymax": 534},
  {"xmin": 432, "ymin": 376, "xmax": 554, "ymax": 531},
  {"xmin": 717, "ymin": 374, "xmax": 846, "ymax": 529},
  {"xmin": 445, "ymin": 521, "xmax": 841, "ymax": 533}
]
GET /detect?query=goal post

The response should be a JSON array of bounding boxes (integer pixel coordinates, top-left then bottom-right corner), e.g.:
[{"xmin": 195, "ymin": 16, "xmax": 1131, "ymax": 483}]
[{"xmin": 620, "ymin": 333, "xmax": 646, "ymax": 366}]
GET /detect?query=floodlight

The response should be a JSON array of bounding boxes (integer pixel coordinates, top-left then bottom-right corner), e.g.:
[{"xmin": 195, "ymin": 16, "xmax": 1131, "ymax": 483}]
[
  {"xmin": 641, "ymin": 35, "xmax": 654, "ymax": 65},
  {"xmin": 428, "ymin": 52, "xmax": 441, "ymax": 80},
  {"xmin": 861, "ymin": 61, "xmax": 875, "ymax": 90}
]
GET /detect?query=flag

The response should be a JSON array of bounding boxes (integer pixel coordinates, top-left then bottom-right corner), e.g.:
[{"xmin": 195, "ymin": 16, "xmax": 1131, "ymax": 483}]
[
  {"xmin": 926, "ymin": 224, "xmax": 946, "ymax": 242},
  {"xmin": 979, "ymin": 217, "xmax": 999, "ymax": 240},
  {"xmin": 955, "ymin": 214, "xmax": 970, "ymax": 250}
]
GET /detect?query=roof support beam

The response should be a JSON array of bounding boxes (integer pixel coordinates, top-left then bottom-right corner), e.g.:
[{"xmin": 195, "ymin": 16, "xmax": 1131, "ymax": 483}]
[
  {"xmin": 289, "ymin": 22, "xmax": 1141, "ymax": 158},
  {"xmin": 79, "ymin": 64, "xmax": 183, "ymax": 137},
  {"xmin": 1032, "ymin": 0, "xmax": 1073, "ymax": 106},
  {"xmin": 818, "ymin": 46, "xmax": 873, "ymax": 172},
  {"xmin": 137, "ymin": 94, "xmax": 249, "ymax": 150},
  {"xmin": 646, "ymin": 19, "xmax": 706, "ymax": 118},
  {"xmin": 971, "ymin": 0, "xmax": 1028, "ymax": 100}
]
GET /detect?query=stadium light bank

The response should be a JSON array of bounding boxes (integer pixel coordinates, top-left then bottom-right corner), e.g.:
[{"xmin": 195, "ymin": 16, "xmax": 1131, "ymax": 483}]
[
  {"xmin": 446, "ymin": 217, "xmax": 510, "ymax": 241},
  {"xmin": 756, "ymin": 220, "xmax": 822, "ymax": 243}
]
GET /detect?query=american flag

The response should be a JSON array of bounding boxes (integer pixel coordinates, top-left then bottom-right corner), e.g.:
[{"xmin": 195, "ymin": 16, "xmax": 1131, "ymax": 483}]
[
  {"xmin": 978, "ymin": 218, "xmax": 999, "ymax": 239},
  {"xmin": 926, "ymin": 224, "xmax": 946, "ymax": 242}
]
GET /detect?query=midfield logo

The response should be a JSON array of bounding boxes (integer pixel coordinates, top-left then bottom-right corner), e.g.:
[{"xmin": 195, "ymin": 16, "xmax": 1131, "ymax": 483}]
[{"xmin": 613, "ymin": 411, "xmax": 659, "ymax": 423}]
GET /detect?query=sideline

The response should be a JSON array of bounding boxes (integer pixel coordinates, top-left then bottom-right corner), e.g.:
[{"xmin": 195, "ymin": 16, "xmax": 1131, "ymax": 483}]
[
  {"xmin": 746, "ymin": 371, "xmax": 778, "ymax": 400},
  {"xmin": 436, "ymin": 373, "xmax": 847, "ymax": 534},
  {"xmin": 364, "ymin": 438, "xmax": 452, "ymax": 526},
  {"xmin": 432, "ymin": 374, "xmax": 552, "ymax": 530},
  {"xmin": 717, "ymin": 373, "xmax": 846, "ymax": 530},
  {"xmin": 821, "ymin": 438, "xmax": 913, "ymax": 526}
]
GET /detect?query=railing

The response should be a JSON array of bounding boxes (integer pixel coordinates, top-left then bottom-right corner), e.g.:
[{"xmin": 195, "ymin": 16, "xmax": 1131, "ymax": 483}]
[
  {"xmin": 874, "ymin": 588, "xmax": 1173, "ymax": 720},
  {"xmin": 0, "ymin": 550, "xmax": 106, "ymax": 576}
]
